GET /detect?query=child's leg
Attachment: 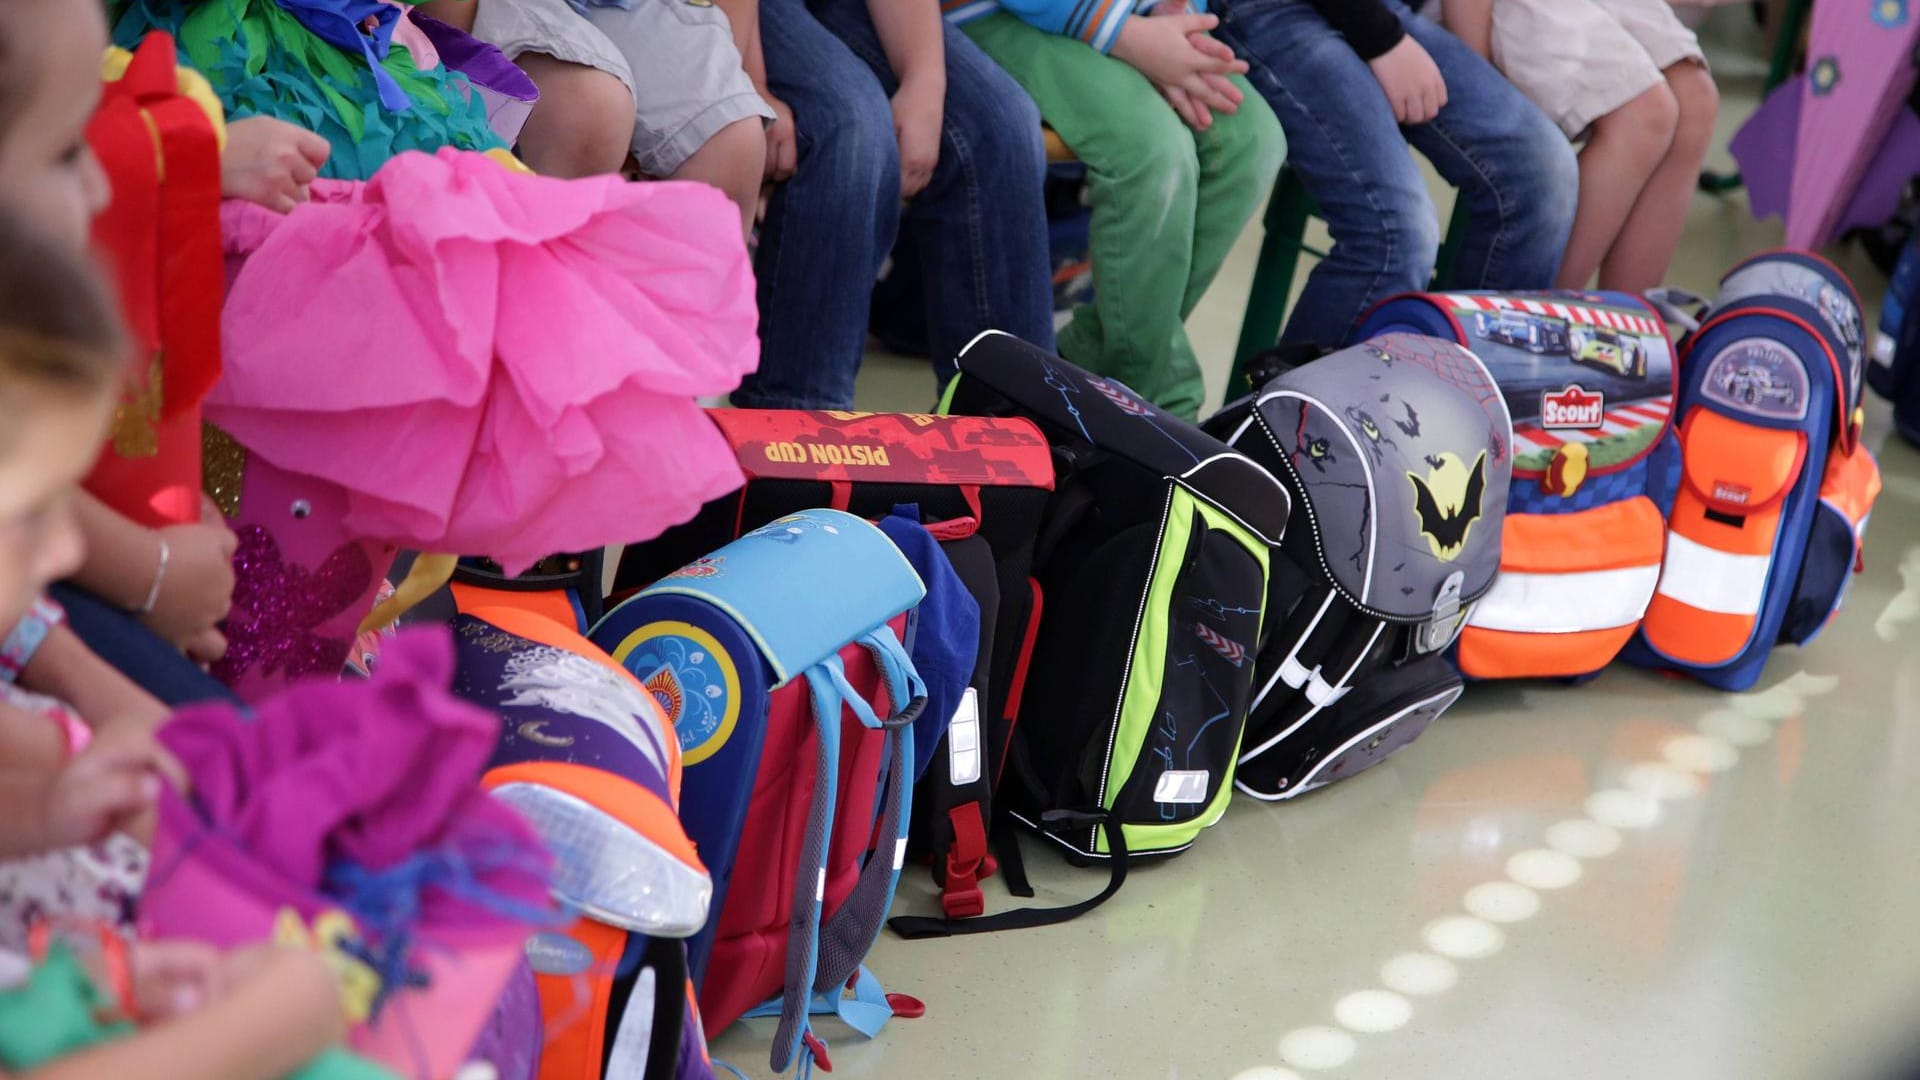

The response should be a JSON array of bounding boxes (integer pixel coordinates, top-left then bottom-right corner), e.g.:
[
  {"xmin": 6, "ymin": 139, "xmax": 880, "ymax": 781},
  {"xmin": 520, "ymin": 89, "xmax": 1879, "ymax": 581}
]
[
  {"xmin": 962, "ymin": 13, "xmax": 1207, "ymax": 416},
  {"xmin": 803, "ymin": 0, "xmax": 1058, "ymax": 371},
  {"xmin": 667, "ymin": 120, "xmax": 767, "ymax": 237},
  {"xmin": 514, "ymin": 55, "xmax": 635, "ymax": 177},
  {"xmin": 1184, "ymin": 75, "xmax": 1284, "ymax": 321},
  {"xmin": 740, "ymin": 0, "xmax": 903, "ymax": 409},
  {"xmin": 1597, "ymin": 61, "xmax": 1717, "ymax": 290},
  {"xmin": 460, "ymin": 0, "xmax": 639, "ymax": 177},
  {"xmin": 1556, "ymin": 83, "xmax": 1677, "ymax": 289},
  {"xmin": 580, "ymin": 0, "xmax": 775, "ymax": 235}
]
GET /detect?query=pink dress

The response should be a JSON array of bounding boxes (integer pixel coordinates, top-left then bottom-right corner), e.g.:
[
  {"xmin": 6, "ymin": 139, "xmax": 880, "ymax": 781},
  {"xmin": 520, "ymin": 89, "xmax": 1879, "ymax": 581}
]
[{"xmin": 213, "ymin": 148, "xmax": 758, "ymax": 576}]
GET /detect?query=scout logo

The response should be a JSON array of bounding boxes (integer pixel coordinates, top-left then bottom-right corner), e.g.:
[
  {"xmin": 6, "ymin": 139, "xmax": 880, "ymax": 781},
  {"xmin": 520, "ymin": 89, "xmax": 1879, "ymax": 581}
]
[
  {"xmin": 762, "ymin": 441, "xmax": 893, "ymax": 467},
  {"xmin": 1408, "ymin": 451, "xmax": 1488, "ymax": 562},
  {"xmin": 1712, "ymin": 480, "xmax": 1752, "ymax": 506},
  {"xmin": 1540, "ymin": 385, "xmax": 1605, "ymax": 430}
]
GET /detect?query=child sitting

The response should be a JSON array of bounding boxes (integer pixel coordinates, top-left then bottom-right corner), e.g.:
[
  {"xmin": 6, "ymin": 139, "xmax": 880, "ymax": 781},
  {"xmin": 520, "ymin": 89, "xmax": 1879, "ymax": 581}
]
[
  {"xmin": 953, "ymin": 0, "xmax": 1285, "ymax": 419},
  {"xmin": 1444, "ymin": 0, "xmax": 1719, "ymax": 291},
  {"xmin": 0, "ymin": 207, "xmax": 364, "ymax": 1080},
  {"xmin": 420, "ymin": 0, "xmax": 772, "ymax": 233}
]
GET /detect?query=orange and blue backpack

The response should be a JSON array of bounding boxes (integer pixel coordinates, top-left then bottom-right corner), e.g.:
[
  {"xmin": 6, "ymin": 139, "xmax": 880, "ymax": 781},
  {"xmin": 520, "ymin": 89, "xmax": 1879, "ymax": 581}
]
[
  {"xmin": 1355, "ymin": 292, "xmax": 1683, "ymax": 680},
  {"xmin": 1622, "ymin": 251, "xmax": 1881, "ymax": 690}
]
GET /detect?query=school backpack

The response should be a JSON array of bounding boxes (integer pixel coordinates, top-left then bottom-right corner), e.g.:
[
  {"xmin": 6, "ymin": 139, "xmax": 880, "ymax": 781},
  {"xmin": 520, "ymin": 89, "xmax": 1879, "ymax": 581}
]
[
  {"xmin": 453, "ymin": 605, "xmax": 716, "ymax": 1080},
  {"xmin": 616, "ymin": 409, "xmax": 1054, "ymax": 923},
  {"xmin": 1622, "ymin": 251, "xmax": 1882, "ymax": 691},
  {"xmin": 1204, "ymin": 334, "xmax": 1511, "ymax": 799},
  {"xmin": 1870, "ymin": 230, "xmax": 1920, "ymax": 446},
  {"xmin": 590, "ymin": 510, "xmax": 930, "ymax": 1076},
  {"xmin": 893, "ymin": 332, "xmax": 1291, "ymax": 937},
  {"xmin": 1355, "ymin": 291, "xmax": 1682, "ymax": 679}
]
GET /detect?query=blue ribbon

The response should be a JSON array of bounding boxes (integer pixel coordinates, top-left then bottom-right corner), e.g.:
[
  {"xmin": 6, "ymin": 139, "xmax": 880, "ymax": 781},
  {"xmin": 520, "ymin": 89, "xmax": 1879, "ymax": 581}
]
[
  {"xmin": 323, "ymin": 841, "xmax": 561, "ymax": 1019},
  {"xmin": 270, "ymin": 0, "xmax": 413, "ymax": 112}
]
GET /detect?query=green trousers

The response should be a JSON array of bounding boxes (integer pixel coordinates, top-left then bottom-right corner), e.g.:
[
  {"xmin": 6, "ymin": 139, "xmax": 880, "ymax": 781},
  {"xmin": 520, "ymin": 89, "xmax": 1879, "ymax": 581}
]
[{"xmin": 962, "ymin": 13, "xmax": 1284, "ymax": 418}]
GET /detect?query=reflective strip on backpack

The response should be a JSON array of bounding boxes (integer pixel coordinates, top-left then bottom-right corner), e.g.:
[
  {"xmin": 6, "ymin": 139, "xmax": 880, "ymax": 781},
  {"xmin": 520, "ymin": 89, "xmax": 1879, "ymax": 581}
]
[
  {"xmin": 1652, "ymin": 531, "xmax": 1771, "ymax": 616},
  {"xmin": 1468, "ymin": 563, "xmax": 1662, "ymax": 633}
]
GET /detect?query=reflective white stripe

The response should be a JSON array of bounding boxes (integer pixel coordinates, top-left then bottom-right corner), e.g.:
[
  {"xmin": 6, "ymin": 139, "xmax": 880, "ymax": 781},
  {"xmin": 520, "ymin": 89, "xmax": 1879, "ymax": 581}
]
[
  {"xmin": 1305, "ymin": 672, "xmax": 1349, "ymax": 707},
  {"xmin": 893, "ymin": 838, "xmax": 908, "ymax": 870},
  {"xmin": 1655, "ymin": 532, "xmax": 1771, "ymax": 615},
  {"xmin": 1279, "ymin": 653, "xmax": 1312, "ymax": 689},
  {"xmin": 946, "ymin": 688, "xmax": 981, "ymax": 786},
  {"xmin": 1469, "ymin": 563, "xmax": 1661, "ymax": 633}
]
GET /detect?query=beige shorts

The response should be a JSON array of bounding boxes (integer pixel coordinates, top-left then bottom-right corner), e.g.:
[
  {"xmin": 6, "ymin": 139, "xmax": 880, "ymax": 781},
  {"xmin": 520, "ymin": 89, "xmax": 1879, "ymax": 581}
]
[
  {"xmin": 472, "ymin": 0, "xmax": 772, "ymax": 176},
  {"xmin": 1491, "ymin": 0, "xmax": 1706, "ymax": 139}
]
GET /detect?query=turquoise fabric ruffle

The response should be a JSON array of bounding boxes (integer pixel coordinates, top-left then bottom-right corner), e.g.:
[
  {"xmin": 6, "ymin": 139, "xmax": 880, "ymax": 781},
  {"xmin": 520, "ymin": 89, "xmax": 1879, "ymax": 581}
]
[{"xmin": 111, "ymin": 0, "xmax": 505, "ymax": 182}]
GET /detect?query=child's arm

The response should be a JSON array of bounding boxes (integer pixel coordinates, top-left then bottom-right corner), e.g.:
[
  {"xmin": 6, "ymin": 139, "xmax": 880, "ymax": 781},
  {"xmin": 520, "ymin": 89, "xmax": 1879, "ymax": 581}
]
[
  {"xmin": 715, "ymin": 0, "xmax": 796, "ymax": 180},
  {"xmin": 9, "ymin": 949, "xmax": 347, "ymax": 1080},
  {"xmin": 1440, "ymin": 0, "xmax": 1493, "ymax": 61},
  {"xmin": 1301, "ymin": 0, "xmax": 1446, "ymax": 124},
  {"xmin": 865, "ymin": 0, "xmax": 945, "ymax": 197},
  {"xmin": 18, "ymin": 625, "xmax": 168, "ymax": 735},
  {"xmin": 66, "ymin": 493, "xmax": 235, "ymax": 665},
  {"xmin": 0, "ymin": 723, "xmax": 184, "ymax": 858}
]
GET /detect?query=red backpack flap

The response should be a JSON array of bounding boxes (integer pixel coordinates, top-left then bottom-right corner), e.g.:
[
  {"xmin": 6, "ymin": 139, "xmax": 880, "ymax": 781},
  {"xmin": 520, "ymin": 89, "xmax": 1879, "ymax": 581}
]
[{"xmin": 708, "ymin": 409, "xmax": 1054, "ymax": 493}]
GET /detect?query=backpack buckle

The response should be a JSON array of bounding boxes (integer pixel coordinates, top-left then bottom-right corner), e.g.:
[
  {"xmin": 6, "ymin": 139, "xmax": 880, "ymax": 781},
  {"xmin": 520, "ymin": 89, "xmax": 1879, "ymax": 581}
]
[{"xmin": 1418, "ymin": 571, "xmax": 1466, "ymax": 655}]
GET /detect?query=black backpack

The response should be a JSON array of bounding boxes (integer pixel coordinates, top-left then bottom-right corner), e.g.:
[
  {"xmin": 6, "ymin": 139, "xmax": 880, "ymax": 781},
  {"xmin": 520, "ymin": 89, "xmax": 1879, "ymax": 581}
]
[{"xmin": 894, "ymin": 332, "xmax": 1291, "ymax": 936}]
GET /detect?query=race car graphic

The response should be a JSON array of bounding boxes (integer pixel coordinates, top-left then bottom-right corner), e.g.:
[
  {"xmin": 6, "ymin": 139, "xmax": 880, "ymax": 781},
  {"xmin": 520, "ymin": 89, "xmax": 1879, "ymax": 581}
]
[
  {"xmin": 1475, "ymin": 310, "xmax": 1570, "ymax": 354},
  {"xmin": 1569, "ymin": 327, "xmax": 1648, "ymax": 378},
  {"xmin": 1719, "ymin": 363, "xmax": 1798, "ymax": 409}
]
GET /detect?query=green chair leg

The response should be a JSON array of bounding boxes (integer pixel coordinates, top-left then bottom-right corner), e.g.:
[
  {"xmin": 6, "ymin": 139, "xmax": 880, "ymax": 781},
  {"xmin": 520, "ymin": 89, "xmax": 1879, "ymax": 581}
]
[
  {"xmin": 1432, "ymin": 193, "xmax": 1473, "ymax": 285},
  {"xmin": 1230, "ymin": 167, "xmax": 1317, "ymax": 395}
]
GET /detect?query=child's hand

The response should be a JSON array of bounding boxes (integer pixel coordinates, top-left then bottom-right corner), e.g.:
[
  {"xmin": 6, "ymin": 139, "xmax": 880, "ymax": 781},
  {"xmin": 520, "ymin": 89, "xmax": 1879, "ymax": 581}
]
[
  {"xmin": 131, "ymin": 940, "xmax": 224, "ymax": 1020},
  {"xmin": 764, "ymin": 94, "xmax": 799, "ymax": 182},
  {"xmin": 1367, "ymin": 35, "xmax": 1448, "ymax": 125},
  {"xmin": 222, "ymin": 117, "xmax": 331, "ymax": 214},
  {"xmin": 221, "ymin": 946, "xmax": 352, "ymax": 1045},
  {"xmin": 144, "ymin": 497, "xmax": 237, "ymax": 662},
  {"xmin": 891, "ymin": 76, "xmax": 945, "ymax": 199},
  {"xmin": 41, "ymin": 725, "xmax": 187, "ymax": 848},
  {"xmin": 1111, "ymin": 13, "xmax": 1248, "ymax": 123}
]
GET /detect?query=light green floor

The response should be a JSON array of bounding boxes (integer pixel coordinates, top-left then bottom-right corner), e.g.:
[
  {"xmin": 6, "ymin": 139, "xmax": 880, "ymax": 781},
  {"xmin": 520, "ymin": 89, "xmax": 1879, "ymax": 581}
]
[{"xmin": 711, "ymin": 10, "xmax": 1920, "ymax": 1078}]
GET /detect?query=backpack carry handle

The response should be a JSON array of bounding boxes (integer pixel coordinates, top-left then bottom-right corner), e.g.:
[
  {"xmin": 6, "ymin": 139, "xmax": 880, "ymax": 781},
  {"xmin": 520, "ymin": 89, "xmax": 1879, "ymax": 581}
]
[{"xmin": 1643, "ymin": 287, "xmax": 1710, "ymax": 335}]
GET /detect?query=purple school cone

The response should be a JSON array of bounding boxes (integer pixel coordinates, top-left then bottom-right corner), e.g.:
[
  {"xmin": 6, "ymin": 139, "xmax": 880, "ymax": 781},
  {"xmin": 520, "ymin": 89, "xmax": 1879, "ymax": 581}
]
[
  {"xmin": 143, "ymin": 629, "xmax": 557, "ymax": 1080},
  {"xmin": 409, "ymin": 13, "xmax": 540, "ymax": 146}
]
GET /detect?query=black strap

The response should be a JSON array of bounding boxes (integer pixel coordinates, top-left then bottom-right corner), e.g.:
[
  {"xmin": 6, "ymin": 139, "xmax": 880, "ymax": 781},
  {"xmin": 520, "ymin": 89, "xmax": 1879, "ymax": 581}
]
[
  {"xmin": 993, "ymin": 814, "xmax": 1033, "ymax": 899},
  {"xmin": 887, "ymin": 810, "xmax": 1130, "ymax": 938}
]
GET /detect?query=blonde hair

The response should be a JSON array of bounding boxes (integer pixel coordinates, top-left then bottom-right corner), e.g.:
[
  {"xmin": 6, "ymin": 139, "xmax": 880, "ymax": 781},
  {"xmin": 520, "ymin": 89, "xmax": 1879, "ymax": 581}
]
[{"xmin": 0, "ymin": 208, "xmax": 126, "ymax": 400}]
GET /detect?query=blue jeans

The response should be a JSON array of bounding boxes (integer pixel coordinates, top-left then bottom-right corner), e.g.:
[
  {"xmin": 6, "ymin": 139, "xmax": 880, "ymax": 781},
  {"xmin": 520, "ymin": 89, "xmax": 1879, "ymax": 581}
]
[
  {"xmin": 1213, "ymin": 0, "xmax": 1578, "ymax": 346},
  {"xmin": 49, "ymin": 584, "xmax": 238, "ymax": 707},
  {"xmin": 740, "ymin": 0, "xmax": 1055, "ymax": 409}
]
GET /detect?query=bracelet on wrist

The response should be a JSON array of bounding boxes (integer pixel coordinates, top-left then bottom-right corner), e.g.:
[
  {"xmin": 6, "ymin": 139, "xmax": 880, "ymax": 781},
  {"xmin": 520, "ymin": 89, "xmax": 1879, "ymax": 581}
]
[{"xmin": 137, "ymin": 535, "xmax": 170, "ymax": 616}]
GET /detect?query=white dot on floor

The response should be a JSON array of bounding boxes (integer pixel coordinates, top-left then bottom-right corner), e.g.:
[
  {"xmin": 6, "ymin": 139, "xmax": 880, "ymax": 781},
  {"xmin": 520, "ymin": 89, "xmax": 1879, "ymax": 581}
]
[
  {"xmin": 1586, "ymin": 788, "xmax": 1662, "ymax": 829},
  {"xmin": 1380, "ymin": 952, "xmax": 1459, "ymax": 996},
  {"xmin": 1230, "ymin": 1068, "xmax": 1304, "ymax": 1080},
  {"xmin": 1663, "ymin": 734, "xmax": 1740, "ymax": 773},
  {"xmin": 1423, "ymin": 915, "xmax": 1506, "ymax": 959},
  {"xmin": 1465, "ymin": 881, "xmax": 1542, "ymax": 922},
  {"xmin": 1698, "ymin": 707, "xmax": 1774, "ymax": 747},
  {"xmin": 1623, "ymin": 761, "xmax": 1705, "ymax": 801},
  {"xmin": 1335, "ymin": 989, "xmax": 1413, "ymax": 1033},
  {"xmin": 1546, "ymin": 818, "xmax": 1622, "ymax": 859},
  {"xmin": 1507, "ymin": 849, "xmax": 1583, "ymax": 890},
  {"xmin": 1278, "ymin": 1027, "xmax": 1357, "ymax": 1071}
]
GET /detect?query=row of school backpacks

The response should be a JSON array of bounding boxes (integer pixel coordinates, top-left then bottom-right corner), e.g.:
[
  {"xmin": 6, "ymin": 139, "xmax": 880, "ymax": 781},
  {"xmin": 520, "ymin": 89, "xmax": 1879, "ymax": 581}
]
[
  {"xmin": 427, "ymin": 252, "xmax": 1883, "ymax": 1075},
  {"xmin": 1352, "ymin": 250, "xmax": 1881, "ymax": 692}
]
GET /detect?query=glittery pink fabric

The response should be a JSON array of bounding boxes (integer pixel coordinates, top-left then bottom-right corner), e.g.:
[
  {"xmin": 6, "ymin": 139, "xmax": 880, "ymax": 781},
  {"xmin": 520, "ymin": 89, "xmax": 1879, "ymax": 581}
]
[
  {"xmin": 211, "ymin": 148, "xmax": 757, "ymax": 575},
  {"xmin": 212, "ymin": 454, "xmax": 394, "ymax": 703}
]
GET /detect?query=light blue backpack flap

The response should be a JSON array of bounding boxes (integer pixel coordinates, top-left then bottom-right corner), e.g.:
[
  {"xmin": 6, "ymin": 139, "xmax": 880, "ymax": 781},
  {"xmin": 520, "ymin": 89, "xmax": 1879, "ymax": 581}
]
[{"xmin": 639, "ymin": 509, "xmax": 927, "ymax": 687}]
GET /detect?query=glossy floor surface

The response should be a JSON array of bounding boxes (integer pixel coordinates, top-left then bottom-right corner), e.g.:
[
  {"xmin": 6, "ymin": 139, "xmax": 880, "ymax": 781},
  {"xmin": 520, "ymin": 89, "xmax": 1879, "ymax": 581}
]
[{"xmin": 709, "ymin": 11, "xmax": 1920, "ymax": 1078}]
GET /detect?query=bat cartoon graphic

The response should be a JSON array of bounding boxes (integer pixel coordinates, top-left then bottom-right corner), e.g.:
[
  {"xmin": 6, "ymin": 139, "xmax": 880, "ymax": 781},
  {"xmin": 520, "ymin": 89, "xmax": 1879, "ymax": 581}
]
[
  {"xmin": 1408, "ymin": 451, "xmax": 1488, "ymax": 562},
  {"xmin": 1393, "ymin": 399, "xmax": 1422, "ymax": 439}
]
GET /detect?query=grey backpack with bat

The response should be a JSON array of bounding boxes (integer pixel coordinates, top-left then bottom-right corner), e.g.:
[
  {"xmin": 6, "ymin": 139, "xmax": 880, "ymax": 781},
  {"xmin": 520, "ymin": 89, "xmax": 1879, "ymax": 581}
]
[{"xmin": 1203, "ymin": 334, "xmax": 1512, "ymax": 800}]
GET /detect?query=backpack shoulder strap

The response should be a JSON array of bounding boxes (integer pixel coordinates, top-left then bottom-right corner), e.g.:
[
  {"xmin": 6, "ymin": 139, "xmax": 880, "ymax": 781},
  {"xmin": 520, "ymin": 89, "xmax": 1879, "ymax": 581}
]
[{"xmin": 765, "ymin": 660, "xmax": 846, "ymax": 1075}]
